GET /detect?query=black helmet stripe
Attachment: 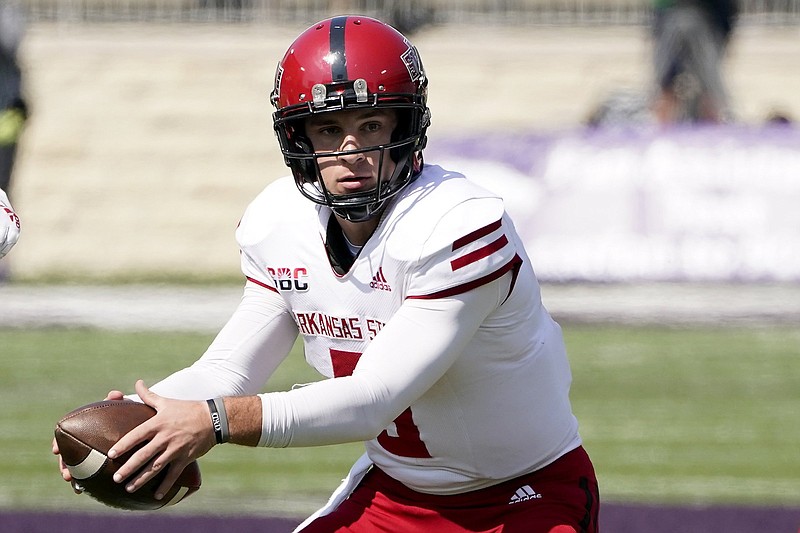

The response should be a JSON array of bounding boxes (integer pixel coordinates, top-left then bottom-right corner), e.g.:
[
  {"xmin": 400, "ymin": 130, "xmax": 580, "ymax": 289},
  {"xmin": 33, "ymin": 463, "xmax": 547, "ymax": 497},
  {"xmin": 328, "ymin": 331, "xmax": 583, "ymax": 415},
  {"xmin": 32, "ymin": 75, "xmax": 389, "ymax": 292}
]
[{"xmin": 329, "ymin": 16, "xmax": 348, "ymax": 82}]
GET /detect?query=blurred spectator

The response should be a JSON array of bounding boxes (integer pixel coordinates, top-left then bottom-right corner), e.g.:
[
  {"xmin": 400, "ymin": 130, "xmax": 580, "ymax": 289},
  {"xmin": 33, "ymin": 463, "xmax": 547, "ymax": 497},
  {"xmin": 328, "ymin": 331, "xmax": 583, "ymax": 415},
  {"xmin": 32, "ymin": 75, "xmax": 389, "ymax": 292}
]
[
  {"xmin": 651, "ymin": 0, "xmax": 739, "ymax": 124},
  {"xmin": 765, "ymin": 109, "xmax": 793, "ymax": 126},
  {"xmin": 327, "ymin": 1, "xmax": 436, "ymax": 35},
  {"xmin": 586, "ymin": 89, "xmax": 653, "ymax": 128},
  {"xmin": 0, "ymin": 1, "xmax": 28, "ymax": 200},
  {"xmin": 0, "ymin": 2, "xmax": 27, "ymax": 278},
  {"xmin": 198, "ymin": 0, "xmax": 252, "ymax": 22},
  {"xmin": 0, "ymin": 186, "xmax": 20, "ymax": 259}
]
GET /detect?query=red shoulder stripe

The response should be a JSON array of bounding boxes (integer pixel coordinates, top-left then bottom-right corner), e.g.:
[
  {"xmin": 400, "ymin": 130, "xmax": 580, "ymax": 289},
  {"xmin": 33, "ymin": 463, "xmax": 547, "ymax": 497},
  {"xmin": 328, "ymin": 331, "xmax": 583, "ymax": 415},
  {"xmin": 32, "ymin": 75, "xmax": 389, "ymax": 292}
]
[
  {"xmin": 408, "ymin": 254, "xmax": 522, "ymax": 300},
  {"xmin": 246, "ymin": 276, "xmax": 279, "ymax": 293},
  {"xmin": 452, "ymin": 219, "xmax": 502, "ymax": 251},
  {"xmin": 450, "ymin": 234, "xmax": 509, "ymax": 271}
]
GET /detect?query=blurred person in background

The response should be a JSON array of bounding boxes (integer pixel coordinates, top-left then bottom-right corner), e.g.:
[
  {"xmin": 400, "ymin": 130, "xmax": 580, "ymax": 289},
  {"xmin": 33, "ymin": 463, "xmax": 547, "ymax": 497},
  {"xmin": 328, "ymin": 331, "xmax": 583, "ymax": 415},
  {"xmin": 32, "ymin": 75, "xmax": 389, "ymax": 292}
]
[
  {"xmin": 327, "ymin": 0, "xmax": 436, "ymax": 34},
  {"xmin": 55, "ymin": 15, "xmax": 599, "ymax": 533},
  {"xmin": 0, "ymin": 186, "xmax": 20, "ymax": 258},
  {"xmin": 0, "ymin": 2, "xmax": 27, "ymax": 266},
  {"xmin": 0, "ymin": 1, "xmax": 27, "ymax": 198},
  {"xmin": 651, "ymin": 0, "xmax": 739, "ymax": 124}
]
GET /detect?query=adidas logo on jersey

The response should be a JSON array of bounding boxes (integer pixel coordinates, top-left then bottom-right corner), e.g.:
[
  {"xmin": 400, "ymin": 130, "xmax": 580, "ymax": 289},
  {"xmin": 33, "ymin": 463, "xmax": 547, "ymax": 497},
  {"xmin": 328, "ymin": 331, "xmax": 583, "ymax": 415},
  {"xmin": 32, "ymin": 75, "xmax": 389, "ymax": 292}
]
[
  {"xmin": 508, "ymin": 484, "xmax": 542, "ymax": 504},
  {"xmin": 369, "ymin": 267, "xmax": 392, "ymax": 292}
]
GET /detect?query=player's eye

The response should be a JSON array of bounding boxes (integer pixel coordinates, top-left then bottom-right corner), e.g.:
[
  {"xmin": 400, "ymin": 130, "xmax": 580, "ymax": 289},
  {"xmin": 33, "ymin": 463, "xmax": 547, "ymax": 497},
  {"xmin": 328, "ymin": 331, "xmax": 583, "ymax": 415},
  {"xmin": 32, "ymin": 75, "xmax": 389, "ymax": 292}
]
[{"xmin": 316, "ymin": 125, "xmax": 341, "ymax": 137}]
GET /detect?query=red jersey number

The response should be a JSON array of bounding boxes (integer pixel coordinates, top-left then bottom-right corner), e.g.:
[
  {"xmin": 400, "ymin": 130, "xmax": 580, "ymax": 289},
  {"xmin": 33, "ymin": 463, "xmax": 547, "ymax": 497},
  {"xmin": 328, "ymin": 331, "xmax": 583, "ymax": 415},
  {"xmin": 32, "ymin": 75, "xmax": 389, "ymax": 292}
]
[{"xmin": 330, "ymin": 349, "xmax": 431, "ymax": 458}]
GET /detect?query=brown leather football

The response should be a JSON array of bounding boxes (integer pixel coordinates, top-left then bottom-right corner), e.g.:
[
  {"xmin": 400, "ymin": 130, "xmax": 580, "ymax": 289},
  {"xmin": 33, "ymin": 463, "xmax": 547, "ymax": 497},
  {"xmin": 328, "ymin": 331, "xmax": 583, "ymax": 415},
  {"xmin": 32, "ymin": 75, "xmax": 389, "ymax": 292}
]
[{"xmin": 54, "ymin": 400, "xmax": 201, "ymax": 510}]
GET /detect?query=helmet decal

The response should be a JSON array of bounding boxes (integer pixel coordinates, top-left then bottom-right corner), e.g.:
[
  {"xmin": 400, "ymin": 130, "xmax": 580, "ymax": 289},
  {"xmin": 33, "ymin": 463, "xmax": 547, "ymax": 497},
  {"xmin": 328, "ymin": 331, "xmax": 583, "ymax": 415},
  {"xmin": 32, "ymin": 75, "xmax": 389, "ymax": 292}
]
[
  {"xmin": 273, "ymin": 65, "xmax": 284, "ymax": 102},
  {"xmin": 400, "ymin": 46, "xmax": 423, "ymax": 83}
]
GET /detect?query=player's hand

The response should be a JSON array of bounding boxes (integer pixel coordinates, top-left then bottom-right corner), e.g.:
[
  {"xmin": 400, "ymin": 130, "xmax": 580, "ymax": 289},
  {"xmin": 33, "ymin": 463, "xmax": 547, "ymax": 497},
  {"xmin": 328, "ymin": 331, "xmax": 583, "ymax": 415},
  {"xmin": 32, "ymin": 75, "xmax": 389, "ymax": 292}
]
[
  {"xmin": 52, "ymin": 437, "xmax": 84, "ymax": 494},
  {"xmin": 0, "ymin": 188, "xmax": 20, "ymax": 258},
  {"xmin": 109, "ymin": 380, "xmax": 215, "ymax": 500}
]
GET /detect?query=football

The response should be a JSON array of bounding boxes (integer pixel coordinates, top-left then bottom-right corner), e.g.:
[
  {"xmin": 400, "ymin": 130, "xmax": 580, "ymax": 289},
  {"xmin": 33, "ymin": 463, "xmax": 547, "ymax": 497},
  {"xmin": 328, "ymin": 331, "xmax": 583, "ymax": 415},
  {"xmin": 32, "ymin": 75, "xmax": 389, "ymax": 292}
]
[{"xmin": 54, "ymin": 399, "xmax": 202, "ymax": 510}]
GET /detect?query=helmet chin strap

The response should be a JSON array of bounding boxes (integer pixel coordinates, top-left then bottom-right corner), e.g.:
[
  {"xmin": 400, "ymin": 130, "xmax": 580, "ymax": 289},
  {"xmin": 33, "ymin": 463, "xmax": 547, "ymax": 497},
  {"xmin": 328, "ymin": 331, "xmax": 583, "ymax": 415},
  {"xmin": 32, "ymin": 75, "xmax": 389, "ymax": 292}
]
[{"xmin": 332, "ymin": 198, "xmax": 388, "ymax": 223}]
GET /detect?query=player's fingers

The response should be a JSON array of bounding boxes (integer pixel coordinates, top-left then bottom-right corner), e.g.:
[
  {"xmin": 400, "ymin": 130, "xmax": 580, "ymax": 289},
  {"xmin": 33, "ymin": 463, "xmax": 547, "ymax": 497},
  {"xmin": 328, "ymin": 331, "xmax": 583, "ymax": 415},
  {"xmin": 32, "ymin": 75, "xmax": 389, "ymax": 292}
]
[
  {"xmin": 108, "ymin": 382, "xmax": 157, "ymax": 459},
  {"xmin": 56, "ymin": 454, "xmax": 73, "ymax": 482},
  {"xmin": 52, "ymin": 437, "xmax": 74, "ymax": 482},
  {"xmin": 153, "ymin": 461, "xmax": 189, "ymax": 500},
  {"xmin": 122, "ymin": 431, "xmax": 194, "ymax": 494},
  {"xmin": 125, "ymin": 444, "xmax": 185, "ymax": 496},
  {"xmin": 134, "ymin": 379, "xmax": 159, "ymax": 407},
  {"xmin": 115, "ymin": 440, "xmax": 165, "ymax": 491},
  {"xmin": 60, "ymin": 459, "xmax": 73, "ymax": 481},
  {"xmin": 108, "ymin": 418, "xmax": 152, "ymax": 460},
  {"xmin": 122, "ymin": 459, "xmax": 160, "ymax": 493},
  {"xmin": 105, "ymin": 390, "xmax": 125, "ymax": 401}
]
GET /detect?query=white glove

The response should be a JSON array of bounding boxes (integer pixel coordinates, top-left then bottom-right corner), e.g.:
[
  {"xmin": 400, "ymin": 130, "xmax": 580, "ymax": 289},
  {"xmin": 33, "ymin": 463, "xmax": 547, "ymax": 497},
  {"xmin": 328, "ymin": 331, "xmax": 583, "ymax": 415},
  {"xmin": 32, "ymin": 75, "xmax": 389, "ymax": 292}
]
[{"xmin": 0, "ymin": 188, "xmax": 21, "ymax": 258}]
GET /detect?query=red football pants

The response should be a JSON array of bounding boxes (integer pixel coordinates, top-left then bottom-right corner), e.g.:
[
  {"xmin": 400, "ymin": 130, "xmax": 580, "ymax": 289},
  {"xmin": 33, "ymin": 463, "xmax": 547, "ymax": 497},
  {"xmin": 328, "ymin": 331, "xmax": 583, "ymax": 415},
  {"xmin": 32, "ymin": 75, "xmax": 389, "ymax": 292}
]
[{"xmin": 299, "ymin": 446, "xmax": 599, "ymax": 533}]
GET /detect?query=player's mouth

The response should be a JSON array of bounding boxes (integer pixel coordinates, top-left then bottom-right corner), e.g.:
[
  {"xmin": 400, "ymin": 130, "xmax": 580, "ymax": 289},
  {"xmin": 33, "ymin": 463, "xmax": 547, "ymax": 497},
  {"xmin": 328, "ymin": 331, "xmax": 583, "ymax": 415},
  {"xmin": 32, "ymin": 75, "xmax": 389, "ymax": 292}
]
[{"xmin": 337, "ymin": 175, "xmax": 374, "ymax": 192}]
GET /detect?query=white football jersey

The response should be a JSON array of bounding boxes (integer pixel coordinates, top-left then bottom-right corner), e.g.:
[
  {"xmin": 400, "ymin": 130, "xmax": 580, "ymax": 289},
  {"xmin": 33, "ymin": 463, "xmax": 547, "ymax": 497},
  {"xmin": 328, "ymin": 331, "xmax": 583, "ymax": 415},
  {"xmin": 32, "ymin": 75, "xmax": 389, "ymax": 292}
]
[{"xmin": 236, "ymin": 164, "xmax": 581, "ymax": 494}]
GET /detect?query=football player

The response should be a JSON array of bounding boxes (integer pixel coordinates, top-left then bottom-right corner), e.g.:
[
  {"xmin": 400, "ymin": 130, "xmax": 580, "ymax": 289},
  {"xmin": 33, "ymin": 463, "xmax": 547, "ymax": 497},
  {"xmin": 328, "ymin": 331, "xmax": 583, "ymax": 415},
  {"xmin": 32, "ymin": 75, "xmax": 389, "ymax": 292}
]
[
  {"xmin": 0, "ymin": 187, "xmax": 20, "ymax": 258},
  {"xmin": 55, "ymin": 16, "xmax": 599, "ymax": 532},
  {"xmin": 651, "ymin": 0, "xmax": 738, "ymax": 124}
]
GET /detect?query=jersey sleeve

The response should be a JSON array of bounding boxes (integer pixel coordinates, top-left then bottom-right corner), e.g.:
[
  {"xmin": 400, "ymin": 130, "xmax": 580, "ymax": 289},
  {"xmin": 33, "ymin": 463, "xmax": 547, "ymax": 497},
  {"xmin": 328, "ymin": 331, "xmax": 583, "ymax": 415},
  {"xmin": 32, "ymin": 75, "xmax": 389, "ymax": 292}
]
[
  {"xmin": 239, "ymin": 245, "xmax": 277, "ymax": 292},
  {"xmin": 235, "ymin": 177, "xmax": 300, "ymax": 291},
  {"xmin": 406, "ymin": 197, "xmax": 521, "ymax": 299},
  {"xmin": 149, "ymin": 282, "xmax": 297, "ymax": 400}
]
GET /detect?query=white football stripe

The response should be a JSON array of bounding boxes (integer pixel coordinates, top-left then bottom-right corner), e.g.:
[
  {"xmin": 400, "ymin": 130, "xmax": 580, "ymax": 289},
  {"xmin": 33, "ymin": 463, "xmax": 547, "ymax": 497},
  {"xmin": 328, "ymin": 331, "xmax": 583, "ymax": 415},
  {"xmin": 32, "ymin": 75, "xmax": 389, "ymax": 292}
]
[
  {"xmin": 164, "ymin": 486, "xmax": 189, "ymax": 506},
  {"xmin": 68, "ymin": 449, "xmax": 108, "ymax": 480}
]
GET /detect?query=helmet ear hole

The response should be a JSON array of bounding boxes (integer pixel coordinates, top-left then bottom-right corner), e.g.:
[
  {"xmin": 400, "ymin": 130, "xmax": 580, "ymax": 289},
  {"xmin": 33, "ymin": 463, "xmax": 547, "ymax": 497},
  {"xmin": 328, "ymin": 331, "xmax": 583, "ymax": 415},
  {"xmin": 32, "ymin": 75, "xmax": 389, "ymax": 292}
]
[
  {"xmin": 292, "ymin": 136, "xmax": 320, "ymax": 189},
  {"xmin": 284, "ymin": 121, "xmax": 318, "ymax": 181},
  {"xmin": 389, "ymin": 110, "xmax": 413, "ymax": 163},
  {"xmin": 294, "ymin": 136, "xmax": 313, "ymax": 156}
]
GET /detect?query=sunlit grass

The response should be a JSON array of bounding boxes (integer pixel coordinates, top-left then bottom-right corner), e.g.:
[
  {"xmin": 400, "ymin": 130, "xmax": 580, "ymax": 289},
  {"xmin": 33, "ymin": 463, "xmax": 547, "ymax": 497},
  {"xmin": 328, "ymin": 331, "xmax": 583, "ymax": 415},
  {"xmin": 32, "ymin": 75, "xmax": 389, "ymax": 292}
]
[{"xmin": 1, "ymin": 325, "xmax": 798, "ymax": 517}]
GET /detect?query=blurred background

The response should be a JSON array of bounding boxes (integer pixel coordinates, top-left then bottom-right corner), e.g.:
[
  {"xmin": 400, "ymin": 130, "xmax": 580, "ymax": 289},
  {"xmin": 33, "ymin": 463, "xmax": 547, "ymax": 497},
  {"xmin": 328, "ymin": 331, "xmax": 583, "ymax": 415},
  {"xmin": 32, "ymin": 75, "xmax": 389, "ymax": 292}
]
[{"xmin": 1, "ymin": 0, "xmax": 798, "ymax": 282}]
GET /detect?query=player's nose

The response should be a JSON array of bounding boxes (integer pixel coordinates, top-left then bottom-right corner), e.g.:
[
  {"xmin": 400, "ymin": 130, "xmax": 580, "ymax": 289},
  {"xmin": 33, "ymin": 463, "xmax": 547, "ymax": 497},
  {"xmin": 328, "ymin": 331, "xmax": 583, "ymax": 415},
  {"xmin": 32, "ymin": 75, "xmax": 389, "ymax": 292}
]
[{"xmin": 337, "ymin": 135, "xmax": 366, "ymax": 164}]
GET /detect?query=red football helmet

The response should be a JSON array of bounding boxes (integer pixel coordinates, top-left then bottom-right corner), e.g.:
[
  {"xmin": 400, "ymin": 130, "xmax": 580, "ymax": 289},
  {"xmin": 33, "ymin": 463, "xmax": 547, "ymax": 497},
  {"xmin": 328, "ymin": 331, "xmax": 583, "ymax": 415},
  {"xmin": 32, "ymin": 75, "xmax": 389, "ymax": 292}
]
[{"xmin": 271, "ymin": 15, "xmax": 431, "ymax": 222}]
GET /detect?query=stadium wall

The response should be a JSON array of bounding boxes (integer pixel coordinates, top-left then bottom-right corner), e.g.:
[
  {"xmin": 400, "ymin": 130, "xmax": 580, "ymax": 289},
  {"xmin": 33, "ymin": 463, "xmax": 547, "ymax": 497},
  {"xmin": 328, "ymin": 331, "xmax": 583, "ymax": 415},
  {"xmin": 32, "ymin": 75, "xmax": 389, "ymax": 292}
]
[
  {"xmin": 7, "ymin": 22, "xmax": 800, "ymax": 282},
  {"xmin": 17, "ymin": 0, "xmax": 800, "ymax": 25}
]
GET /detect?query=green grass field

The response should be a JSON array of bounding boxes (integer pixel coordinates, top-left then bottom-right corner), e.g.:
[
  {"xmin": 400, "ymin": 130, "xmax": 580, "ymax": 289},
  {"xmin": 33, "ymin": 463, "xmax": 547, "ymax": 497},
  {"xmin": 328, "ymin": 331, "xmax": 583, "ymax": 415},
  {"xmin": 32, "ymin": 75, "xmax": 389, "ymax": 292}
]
[{"xmin": 1, "ymin": 325, "xmax": 798, "ymax": 518}]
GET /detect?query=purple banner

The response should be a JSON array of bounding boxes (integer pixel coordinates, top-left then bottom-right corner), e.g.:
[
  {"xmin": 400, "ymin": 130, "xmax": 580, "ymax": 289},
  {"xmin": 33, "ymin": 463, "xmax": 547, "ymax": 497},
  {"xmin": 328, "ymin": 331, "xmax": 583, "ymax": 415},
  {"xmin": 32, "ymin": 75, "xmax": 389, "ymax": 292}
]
[{"xmin": 427, "ymin": 124, "xmax": 800, "ymax": 282}]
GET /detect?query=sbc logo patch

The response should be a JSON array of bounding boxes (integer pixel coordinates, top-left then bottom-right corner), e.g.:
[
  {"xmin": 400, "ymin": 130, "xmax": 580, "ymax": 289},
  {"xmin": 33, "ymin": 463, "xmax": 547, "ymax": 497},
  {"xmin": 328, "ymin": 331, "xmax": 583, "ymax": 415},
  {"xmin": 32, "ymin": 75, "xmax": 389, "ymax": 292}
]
[{"xmin": 267, "ymin": 267, "xmax": 309, "ymax": 292}]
